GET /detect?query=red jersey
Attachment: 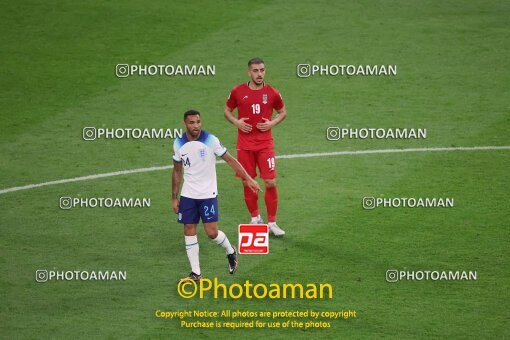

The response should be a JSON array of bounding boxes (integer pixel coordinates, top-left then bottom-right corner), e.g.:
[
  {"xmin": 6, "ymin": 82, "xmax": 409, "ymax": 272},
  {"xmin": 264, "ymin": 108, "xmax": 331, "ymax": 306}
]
[{"xmin": 226, "ymin": 83, "xmax": 284, "ymax": 151}]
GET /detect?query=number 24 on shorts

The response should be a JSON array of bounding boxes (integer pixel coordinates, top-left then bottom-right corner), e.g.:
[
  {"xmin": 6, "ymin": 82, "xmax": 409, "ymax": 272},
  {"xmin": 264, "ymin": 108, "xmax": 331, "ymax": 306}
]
[{"xmin": 203, "ymin": 204, "xmax": 215, "ymax": 216}]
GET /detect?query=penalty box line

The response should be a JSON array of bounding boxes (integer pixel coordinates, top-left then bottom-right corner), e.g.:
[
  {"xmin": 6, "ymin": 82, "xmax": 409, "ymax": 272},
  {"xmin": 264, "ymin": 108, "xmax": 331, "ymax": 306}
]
[{"xmin": 1, "ymin": 145, "xmax": 509, "ymax": 195}]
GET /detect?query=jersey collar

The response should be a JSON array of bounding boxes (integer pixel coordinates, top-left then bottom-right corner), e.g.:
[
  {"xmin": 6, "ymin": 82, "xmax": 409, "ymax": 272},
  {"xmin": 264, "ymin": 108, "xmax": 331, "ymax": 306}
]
[{"xmin": 246, "ymin": 81, "xmax": 265, "ymax": 90}]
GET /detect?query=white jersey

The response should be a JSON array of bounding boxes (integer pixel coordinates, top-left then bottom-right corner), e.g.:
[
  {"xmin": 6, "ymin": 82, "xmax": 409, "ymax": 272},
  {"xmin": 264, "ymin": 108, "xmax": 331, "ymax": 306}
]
[{"xmin": 173, "ymin": 130, "xmax": 227, "ymax": 199}]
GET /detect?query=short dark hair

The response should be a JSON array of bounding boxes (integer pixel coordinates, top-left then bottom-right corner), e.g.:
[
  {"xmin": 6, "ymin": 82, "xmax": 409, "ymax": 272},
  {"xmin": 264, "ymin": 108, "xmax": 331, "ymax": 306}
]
[
  {"xmin": 248, "ymin": 58, "xmax": 265, "ymax": 67},
  {"xmin": 183, "ymin": 109, "xmax": 200, "ymax": 121}
]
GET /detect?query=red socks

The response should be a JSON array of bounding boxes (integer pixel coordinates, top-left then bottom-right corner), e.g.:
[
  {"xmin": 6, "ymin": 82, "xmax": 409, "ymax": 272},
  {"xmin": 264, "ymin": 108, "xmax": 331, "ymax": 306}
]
[
  {"xmin": 243, "ymin": 186, "xmax": 259, "ymax": 217},
  {"xmin": 264, "ymin": 186, "xmax": 278, "ymax": 223},
  {"xmin": 244, "ymin": 184, "xmax": 278, "ymax": 222}
]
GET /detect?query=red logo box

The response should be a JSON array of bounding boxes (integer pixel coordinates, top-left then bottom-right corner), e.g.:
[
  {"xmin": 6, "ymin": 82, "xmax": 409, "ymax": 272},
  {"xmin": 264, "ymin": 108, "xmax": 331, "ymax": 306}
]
[{"xmin": 238, "ymin": 224, "xmax": 269, "ymax": 254}]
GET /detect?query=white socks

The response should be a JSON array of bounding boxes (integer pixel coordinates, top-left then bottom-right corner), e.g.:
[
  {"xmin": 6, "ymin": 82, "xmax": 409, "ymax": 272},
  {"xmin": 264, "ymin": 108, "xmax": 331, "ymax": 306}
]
[
  {"xmin": 185, "ymin": 235, "xmax": 200, "ymax": 275},
  {"xmin": 185, "ymin": 231, "xmax": 234, "ymax": 275},
  {"xmin": 213, "ymin": 230, "xmax": 235, "ymax": 255}
]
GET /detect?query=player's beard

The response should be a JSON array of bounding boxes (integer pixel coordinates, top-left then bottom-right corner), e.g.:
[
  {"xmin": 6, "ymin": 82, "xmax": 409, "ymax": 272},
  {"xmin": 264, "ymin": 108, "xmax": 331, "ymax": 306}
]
[
  {"xmin": 252, "ymin": 77, "xmax": 264, "ymax": 85},
  {"xmin": 188, "ymin": 128, "xmax": 201, "ymax": 139}
]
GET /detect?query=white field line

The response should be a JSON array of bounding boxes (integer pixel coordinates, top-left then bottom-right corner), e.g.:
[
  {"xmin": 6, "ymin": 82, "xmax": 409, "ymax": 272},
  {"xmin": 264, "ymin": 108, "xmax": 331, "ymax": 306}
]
[{"xmin": 1, "ymin": 145, "xmax": 509, "ymax": 195}]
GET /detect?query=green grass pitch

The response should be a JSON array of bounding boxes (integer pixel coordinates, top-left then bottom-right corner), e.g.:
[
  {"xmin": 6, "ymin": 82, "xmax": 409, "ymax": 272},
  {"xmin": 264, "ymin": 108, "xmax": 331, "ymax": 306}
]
[{"xmin": 1, "ymin": 0, "xmax": 509, "ymax": 338}]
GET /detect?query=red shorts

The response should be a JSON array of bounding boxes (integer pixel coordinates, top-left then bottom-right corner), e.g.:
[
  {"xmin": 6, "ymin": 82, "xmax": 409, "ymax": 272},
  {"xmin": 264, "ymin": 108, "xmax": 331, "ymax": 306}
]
[{"xmin": 236, "ymin": 148, "xmax": 276, "ymax": 179}]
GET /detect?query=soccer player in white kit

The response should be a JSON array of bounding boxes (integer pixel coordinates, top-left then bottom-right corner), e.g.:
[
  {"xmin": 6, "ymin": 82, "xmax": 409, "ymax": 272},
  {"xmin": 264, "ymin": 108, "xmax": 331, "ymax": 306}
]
[{"xmin": 172, "ymin": 110, "xmax": 260, "ymax": 282}]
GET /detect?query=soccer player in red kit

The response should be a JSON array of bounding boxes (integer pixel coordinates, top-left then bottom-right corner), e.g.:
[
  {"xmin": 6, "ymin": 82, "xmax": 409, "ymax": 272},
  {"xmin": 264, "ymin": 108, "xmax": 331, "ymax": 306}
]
[{"xmin": 224, "ymin": 58, "xmax": 287, "ymax": 236}]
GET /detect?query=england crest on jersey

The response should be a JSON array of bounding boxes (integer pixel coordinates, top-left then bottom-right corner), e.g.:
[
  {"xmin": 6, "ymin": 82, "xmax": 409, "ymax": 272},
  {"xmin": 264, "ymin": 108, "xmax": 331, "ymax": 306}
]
[
  {"xmin": 262, "ymin": 93, "xmax": 268, "ymax": 104},
  {"xmin": 199, "ymin": 148, "xmax": 207, "ymax": 159}
]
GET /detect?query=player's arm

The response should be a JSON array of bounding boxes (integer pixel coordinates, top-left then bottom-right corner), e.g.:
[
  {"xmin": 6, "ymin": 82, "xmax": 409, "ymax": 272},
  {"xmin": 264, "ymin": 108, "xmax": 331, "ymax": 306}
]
[
  {"xmin": 221, "ymin": 152, "xmax": 261, "ymax": 193},
  {"xmin": 256, "ymin": 105, "xmax": 287, "ymax": 132},
  {"xmin": 272, "ymin": 105, "xmax": 287, "ymax": 126},
  {"xmin": 224, "ymin": 105, "xmax": 252, "ymax": 133},
  {"xmin": 171, "ymin": 160, "xmax": 183, "ymax": 214}
]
